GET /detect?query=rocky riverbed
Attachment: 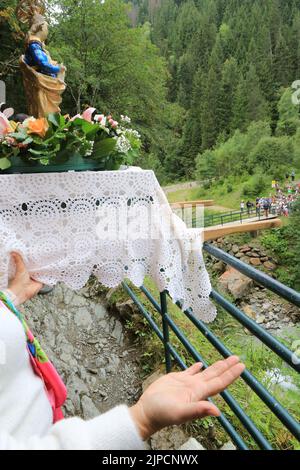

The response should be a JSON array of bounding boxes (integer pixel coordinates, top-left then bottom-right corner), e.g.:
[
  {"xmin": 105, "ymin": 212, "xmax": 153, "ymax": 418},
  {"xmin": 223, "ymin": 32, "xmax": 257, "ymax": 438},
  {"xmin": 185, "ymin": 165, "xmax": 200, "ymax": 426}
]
[{"xmin": 206, "ymin": 238, "xmax": 300, "ymax": 332}]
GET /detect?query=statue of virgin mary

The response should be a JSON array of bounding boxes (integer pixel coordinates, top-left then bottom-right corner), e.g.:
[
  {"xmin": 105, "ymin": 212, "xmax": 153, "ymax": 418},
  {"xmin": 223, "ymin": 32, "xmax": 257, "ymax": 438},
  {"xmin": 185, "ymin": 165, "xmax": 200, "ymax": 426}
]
[{"xmin": 16, "ymin": 0, "xmax": 66, "ymax": 118}]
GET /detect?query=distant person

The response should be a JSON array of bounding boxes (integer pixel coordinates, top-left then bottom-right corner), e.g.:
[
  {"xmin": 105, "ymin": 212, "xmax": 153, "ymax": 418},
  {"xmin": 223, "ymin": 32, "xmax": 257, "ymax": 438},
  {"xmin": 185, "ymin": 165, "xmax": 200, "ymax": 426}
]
[
  {"xmin": 246, "ymin": 200, "xmax": 252, "ymax": 215},
  {"xmin": 291, "ymin": 170, "xmax": 295, "ymax": 182},
  {"xmin": 256, "ymin": 200, "xmax": 261, "ymax": 217},
  {"xmin": 240, "ymin": 200, "xmax": 245, "ymax": 213},
  {"xmin": 263, "ymin": 198, "xmax": 270, "ymax": 218}
]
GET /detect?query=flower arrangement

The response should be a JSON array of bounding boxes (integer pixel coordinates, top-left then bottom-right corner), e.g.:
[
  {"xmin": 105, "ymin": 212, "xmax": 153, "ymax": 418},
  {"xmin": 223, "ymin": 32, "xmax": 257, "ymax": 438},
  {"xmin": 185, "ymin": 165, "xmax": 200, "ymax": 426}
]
[{"xmin": 0, "ymin": 107, "xmax": 141, "ymax": 171}]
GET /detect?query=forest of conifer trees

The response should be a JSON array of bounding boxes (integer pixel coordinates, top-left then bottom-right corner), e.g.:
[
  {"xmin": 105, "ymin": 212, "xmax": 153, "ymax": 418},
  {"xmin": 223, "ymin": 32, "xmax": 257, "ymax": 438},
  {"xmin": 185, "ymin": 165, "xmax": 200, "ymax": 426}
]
[
  {"xmin": 135, "ymin": 0, "xmax": 300, "ymax": 181},
  {"xmin": 1, "ymin": 0, "xmax": 300, "ymax": 182}
]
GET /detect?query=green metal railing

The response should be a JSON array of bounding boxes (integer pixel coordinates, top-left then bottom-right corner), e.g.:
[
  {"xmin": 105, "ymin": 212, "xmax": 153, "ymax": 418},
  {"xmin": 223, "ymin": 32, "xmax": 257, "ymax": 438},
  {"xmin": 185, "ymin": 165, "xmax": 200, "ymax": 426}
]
[
  {"xmin": 122, "ymin": 243, "xmax": 300, "ymax": 450},
  {"xmin": 203, "ymin": 208, "xmax": 279, "ymax": 228}
]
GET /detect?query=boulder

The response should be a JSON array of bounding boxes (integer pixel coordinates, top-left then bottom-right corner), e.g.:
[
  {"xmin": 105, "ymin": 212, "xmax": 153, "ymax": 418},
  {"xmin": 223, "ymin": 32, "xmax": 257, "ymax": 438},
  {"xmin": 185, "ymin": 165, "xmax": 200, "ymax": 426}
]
[
  {"xmin": 240, "ymin": 245, "xmax": 251, "ymax": 253},
  {"xmin": 180, "ymin": 438, "xmax": 205, "ymax": 450},
  {"xmin": 213, "ymin": 260, "xmax": 227, "ymax": 274},
  {"xmin": 115, "ymin": 299, "xmax": 137, "ymax": 321},
  {"xmin": 219, "ymin": 267, "xmax": 253, "ymax": 300},
  {"xmin": 264, "ymin": 261, "xmax": 277, "ymax": 271},
  {"xmin": 232, "ymin": 244, "xmax": 239, "ymax": 254},
  {"xmin": 81, "ymin": 395, "xmax": 100, "ymax": 420},
  {"xmin": 151, "ymin": 427, "xmax": 189, "ymax": 450},
  {"xmin": 250, "ymin": 258, "xmax": 261, "ymax": 267},
  {"xmin": 256, "ymin": 315, "xmax": 265, "ymax": 324},
  {"xmin": 221, "ymin": 442, "xmax": 236, "ymax": 450},
  {"xmin": 249, "ymin": 252, "xmax": 260, "ymax": 258}
]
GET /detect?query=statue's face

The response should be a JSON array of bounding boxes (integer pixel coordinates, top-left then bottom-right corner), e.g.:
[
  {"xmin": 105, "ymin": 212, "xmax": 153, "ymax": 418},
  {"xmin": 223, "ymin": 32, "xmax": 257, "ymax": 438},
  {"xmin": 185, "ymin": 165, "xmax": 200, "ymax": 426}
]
[{"xmin": 40, "ymin": 22, "xmax": 48, "ymax": 41}]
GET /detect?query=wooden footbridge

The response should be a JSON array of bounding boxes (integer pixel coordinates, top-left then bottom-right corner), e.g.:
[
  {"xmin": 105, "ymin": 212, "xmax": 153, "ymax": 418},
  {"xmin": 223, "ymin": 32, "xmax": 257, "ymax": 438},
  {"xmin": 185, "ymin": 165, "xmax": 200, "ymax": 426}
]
[{"xmin": 170, "ymin": 200, "xmax": 282, "ymax": 241}]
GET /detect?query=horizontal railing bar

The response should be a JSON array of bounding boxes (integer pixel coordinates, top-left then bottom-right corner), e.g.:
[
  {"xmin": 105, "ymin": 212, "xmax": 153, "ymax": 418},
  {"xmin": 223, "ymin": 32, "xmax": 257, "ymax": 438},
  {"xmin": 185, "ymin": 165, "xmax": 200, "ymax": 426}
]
[
  {"xmin": 123, "ymin": 282, "xmax": 249, "ymax": 450},
  {"xmin": 140, "ymin": 286, "xmax": 270, "ymax": 449},
  {"xmin": 211, "ymin": 290, "xmax": 300, "ymax": 374},
  {"xmin": 122, "ymin": 282, "xmax": 185, "ymax": 367},
  {"xmin": 177, "ymin": 301, "xmax": 300, "ymax": 442},
  {"xmin": 203, "ymin": 243, "xmax": 300, "ymax": 308}
]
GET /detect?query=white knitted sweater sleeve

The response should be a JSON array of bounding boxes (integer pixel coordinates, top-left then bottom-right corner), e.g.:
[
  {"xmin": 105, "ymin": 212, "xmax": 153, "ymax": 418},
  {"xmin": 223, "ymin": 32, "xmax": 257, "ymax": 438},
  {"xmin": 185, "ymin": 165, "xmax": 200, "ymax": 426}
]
[{"xmin": 0, "ymin": 405, "xmax": 145, "ymax": 450}]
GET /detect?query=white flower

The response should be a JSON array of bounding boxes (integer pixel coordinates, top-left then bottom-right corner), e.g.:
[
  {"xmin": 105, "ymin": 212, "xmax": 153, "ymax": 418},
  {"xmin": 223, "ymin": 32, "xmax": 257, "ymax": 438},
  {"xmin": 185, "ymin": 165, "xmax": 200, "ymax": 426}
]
[
  {"xmin": 126, "ymin": 129, "xmax": 141, "ymax": 139},
  {"xmin": 22, "ymin": 116, "xmax": 36, "ymax": 128},
  {"xmin": 120, "ymin": 115, "xmax": 131, "ymax": 124},
  {"xmin": 85, "ymin": 141, "xmax": 94, "ymax": 156},
  {"xmin": 116, "ymin": 134, "xmax": 132, "ymax": 153}
]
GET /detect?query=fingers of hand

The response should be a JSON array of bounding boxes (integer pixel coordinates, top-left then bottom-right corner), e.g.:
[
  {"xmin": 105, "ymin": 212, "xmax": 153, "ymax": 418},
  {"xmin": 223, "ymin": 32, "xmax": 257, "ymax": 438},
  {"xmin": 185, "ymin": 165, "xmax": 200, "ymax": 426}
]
[
  {"xmin": 10, "ymin": 252, "xmax": 26, "ymax": 275},
  {"xmin": 182, "ymin": 362, "xmax": 203, "ymax": 376},
  {"xmin": 177, "ymin": 401, "xmax": 220, "ymax": 423},
  {"xmin": 200, "ymin": 356, "xmax": 240, "ymax": 382},
  {"xmin": 203, "ymin": 362, "xmax": 246, "ymax": 398}
]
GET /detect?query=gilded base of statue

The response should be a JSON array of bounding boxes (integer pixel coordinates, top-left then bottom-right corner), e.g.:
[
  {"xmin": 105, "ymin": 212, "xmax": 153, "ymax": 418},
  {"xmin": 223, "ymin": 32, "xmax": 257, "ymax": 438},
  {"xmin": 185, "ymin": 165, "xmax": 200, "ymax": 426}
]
[{"xmin": 20, "ymin": 56, "xmax": 66, "ymax": 118}]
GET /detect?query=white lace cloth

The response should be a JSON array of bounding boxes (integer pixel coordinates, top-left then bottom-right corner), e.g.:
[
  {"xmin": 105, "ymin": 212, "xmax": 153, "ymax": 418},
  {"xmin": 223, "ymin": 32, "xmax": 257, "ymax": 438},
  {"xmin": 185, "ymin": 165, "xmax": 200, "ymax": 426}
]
[{"xmin": 0, "ymin": 168, "xmax": 216, "ymax": 322}]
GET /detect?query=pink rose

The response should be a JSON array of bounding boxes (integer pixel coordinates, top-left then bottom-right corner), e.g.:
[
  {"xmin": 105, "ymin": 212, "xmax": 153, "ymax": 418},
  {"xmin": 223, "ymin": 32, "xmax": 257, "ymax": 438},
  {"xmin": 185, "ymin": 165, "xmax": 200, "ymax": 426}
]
[
  {"xmin": 82, "ymin": 107, "xmax": 96, "ymax": 122},
  {"xmin": 70, "ymin": 114, "xmax": 82, "ymax": 121},
  {"xmin": 0, "ymin": 112, "xmax": 11, "ymax": 138}
]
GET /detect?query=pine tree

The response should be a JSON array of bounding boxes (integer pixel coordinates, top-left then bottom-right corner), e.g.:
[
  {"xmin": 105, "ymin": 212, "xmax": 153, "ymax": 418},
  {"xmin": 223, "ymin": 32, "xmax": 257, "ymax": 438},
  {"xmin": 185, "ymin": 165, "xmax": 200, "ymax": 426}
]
[{"xmin": 274, "ymin": 32, "xmax": 293, "ymax": 86}]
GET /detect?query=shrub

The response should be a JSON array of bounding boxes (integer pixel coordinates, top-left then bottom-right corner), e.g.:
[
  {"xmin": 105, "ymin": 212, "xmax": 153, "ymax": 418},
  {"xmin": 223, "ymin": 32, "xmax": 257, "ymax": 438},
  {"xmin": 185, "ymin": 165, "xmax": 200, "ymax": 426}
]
[{"xmin": 249, "ymin": 136, "xmax": 294, "ymax": 172}]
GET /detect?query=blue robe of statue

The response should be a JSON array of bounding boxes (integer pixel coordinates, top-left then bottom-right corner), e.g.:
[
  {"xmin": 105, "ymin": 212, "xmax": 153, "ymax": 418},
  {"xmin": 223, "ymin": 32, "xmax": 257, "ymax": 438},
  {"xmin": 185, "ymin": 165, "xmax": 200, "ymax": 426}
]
[{"xmin": 24, "ymin": 41, "xmax": 60, "ymax": 78}]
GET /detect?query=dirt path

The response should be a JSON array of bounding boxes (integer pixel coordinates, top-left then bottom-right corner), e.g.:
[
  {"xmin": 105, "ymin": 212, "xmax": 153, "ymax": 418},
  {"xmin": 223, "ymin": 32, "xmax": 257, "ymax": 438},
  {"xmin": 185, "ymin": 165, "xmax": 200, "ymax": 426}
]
[
  {"xmin": 163, "ymin": 180, "xmax": 198, "ymax": 194},
  {"xmin": 209, "ymin": 204, "xmax": 234, "ymax": 212}
]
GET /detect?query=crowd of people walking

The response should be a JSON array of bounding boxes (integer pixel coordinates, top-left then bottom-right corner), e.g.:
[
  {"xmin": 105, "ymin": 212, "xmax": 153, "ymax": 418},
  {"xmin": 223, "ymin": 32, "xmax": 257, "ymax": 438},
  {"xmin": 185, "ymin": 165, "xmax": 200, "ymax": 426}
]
[{"xmin": 240, "ymin": 172, "xmax": 299, "ymax": 219}]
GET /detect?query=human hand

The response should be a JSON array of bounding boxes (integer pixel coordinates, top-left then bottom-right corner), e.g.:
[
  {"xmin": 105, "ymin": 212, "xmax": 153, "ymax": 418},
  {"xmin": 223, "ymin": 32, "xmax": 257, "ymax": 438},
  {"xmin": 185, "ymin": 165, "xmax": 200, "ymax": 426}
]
[
  {"xmin": 8, "ymin": 253, "xmax": 43, "ymax": 306},
  {"xmin": 130, "ymin": 356, "xmax": 245, "ymax": 440}
]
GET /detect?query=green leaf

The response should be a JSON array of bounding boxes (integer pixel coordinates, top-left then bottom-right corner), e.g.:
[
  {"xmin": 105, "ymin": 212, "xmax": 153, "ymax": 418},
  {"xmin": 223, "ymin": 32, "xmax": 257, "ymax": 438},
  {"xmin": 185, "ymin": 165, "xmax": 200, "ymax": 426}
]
[
  {"xmin": 0, "ymin": 158, "xmax": 12, "ymax": 170},
  {"xmin": 10, "ymin": 129, "xmax": 28, "ymax": 141},
  {"xmin": 47, "ymin": 113, "xmax": 62, "ymax": 128},
  {"xmin": 92, "ymin": 138, "xmax": 117, "ymax": 159},
  {"xmin": 22, "ymin": 137, "xmax": 33, "ymax": 145}
]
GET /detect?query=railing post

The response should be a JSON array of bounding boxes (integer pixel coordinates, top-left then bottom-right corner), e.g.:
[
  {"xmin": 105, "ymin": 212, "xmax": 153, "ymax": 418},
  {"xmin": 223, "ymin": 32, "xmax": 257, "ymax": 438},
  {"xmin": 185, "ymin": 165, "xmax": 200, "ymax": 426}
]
[{"xmin": 160, "ymin": 291, "xmax": 172, "ymax": 373}]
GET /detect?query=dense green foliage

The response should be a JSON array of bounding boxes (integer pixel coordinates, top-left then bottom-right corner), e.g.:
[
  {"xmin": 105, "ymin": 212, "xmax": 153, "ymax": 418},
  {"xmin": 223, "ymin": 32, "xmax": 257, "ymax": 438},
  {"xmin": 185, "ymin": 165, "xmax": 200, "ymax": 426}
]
[
  {"xmin": 1, "ymin": 0, "xmax": 300, "ymax": 181},
  {"xmin": 261, "ymin": 200, "xmax": 300, "ymax": 289},
  {"xmin": 140, "ymin": 0, "xmax": 300, "ymax": 179}
]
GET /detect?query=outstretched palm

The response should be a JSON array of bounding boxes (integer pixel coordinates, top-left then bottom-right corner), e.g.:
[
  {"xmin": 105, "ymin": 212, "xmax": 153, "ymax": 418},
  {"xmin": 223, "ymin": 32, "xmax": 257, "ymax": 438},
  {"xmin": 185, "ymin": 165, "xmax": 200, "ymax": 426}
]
[{"xmin": 132, "ymin": 356, "xmax": 245, "ymax": 439}]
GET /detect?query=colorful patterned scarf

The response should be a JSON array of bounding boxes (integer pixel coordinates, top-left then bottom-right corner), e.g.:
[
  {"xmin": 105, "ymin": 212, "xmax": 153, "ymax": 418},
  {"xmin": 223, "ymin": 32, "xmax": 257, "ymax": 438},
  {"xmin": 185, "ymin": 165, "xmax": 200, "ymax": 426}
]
[{"xmin": 0, "ymin": 291, "xmax": 67, "ymax": 423}]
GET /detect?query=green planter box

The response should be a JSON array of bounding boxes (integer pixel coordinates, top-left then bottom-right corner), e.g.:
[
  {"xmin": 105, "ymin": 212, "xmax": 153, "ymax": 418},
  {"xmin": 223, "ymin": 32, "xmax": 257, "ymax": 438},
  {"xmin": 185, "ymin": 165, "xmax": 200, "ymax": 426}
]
[{"xmin": 0, "ymin": 153, "xmax": 123, "ymax": 174}]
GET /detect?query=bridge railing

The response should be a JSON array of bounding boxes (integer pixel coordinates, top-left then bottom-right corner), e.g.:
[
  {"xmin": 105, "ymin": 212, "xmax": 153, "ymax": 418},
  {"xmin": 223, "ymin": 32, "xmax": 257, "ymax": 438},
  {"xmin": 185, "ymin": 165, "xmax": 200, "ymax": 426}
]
[
  {"xmin": 122, "ymin": 243, "xmax": 300, "ymax": 450},
  {"xmin": 203, "ymin": 207, "xmax": 281, "ymax": 228}
]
